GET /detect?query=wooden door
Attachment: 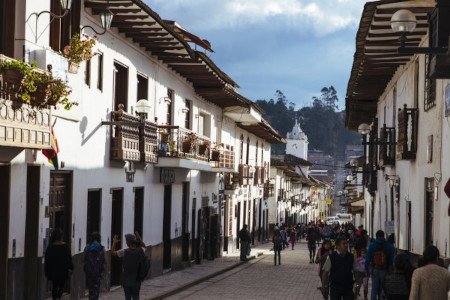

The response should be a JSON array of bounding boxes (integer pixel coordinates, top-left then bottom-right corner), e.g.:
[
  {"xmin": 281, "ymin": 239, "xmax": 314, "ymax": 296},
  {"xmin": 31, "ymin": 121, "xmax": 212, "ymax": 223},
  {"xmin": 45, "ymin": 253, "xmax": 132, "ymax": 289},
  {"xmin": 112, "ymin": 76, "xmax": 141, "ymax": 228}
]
[
  {"xmin": 190, "ymin": 198, "xmax": 196, "ymax": 261},
  {"xmin": 86, "ymin": 189, "xmax": 102, "ymax": 242},
  {"xmin": 236, "ymin": 202, "xmax": 241, "ymax": 249},
  {"xmin": 134, "ymin": 187, "xmax": 144, "ymax": 237},
  {"xmin": 110, "ymin": 189, "xmax": 123, "ymax": 286},
  {"xmin": 24, "ymin": 166, "xmax": 41, "ymax": 300},
  {"xmin": 425, "ymin": 178, "xmax": 434, "ymax": 247},
  {"xmin": 163, "ymin": 185, "xmax": 172, "ymax": 269},
  {"xmin": 0, "ymin": 165, "xmax": 10, "ymax": 299},
  {"xmin": 181, "ymin": 183, "xmax": 189, "ymax": 261}
]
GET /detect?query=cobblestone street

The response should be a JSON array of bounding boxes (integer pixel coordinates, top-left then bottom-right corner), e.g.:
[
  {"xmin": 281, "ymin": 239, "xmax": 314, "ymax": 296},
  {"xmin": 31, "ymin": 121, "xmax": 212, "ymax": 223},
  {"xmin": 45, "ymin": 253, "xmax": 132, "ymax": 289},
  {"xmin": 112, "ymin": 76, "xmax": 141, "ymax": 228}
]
[{"xmin": 167, "ymin": 242, "xmax": 323, "ymax": 300}]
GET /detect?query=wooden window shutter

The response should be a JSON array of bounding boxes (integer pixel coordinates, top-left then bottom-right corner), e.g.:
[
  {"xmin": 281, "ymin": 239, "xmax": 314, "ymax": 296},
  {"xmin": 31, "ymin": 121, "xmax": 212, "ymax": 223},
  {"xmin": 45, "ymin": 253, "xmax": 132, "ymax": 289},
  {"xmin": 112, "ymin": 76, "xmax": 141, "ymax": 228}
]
[
  {"xmin": 49, "ymin": 0, "xmax": 62, "ymax": 51},
  {"xmin": 0, "ymin": 0, "xmax": 16, "ymax": 57}
]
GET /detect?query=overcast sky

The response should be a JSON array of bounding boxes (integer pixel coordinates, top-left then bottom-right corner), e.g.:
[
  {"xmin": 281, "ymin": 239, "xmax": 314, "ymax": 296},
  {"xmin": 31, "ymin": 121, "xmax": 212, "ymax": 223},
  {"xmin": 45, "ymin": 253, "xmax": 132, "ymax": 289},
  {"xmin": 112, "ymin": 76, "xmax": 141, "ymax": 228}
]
[{"xmin": 146, "ymin": 0, "xmax": 368, "ymax": 109}]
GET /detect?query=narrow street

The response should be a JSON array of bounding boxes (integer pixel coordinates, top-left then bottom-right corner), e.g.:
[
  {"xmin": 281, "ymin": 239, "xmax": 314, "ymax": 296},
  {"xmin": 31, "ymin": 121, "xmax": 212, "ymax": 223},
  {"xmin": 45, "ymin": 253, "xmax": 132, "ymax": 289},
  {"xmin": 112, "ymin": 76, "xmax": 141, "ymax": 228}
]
[{"xmin": 167, "ymin": 243, "xmax": 323, "ymax": 300}]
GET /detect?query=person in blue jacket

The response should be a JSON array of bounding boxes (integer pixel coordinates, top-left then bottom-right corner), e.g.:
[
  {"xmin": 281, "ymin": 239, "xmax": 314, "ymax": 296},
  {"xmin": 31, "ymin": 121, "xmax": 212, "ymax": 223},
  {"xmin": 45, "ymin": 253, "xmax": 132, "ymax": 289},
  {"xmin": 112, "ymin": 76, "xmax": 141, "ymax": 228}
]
[{"xmin": 365, "ymin": 230, "xmax": 395, "ymax": 300}]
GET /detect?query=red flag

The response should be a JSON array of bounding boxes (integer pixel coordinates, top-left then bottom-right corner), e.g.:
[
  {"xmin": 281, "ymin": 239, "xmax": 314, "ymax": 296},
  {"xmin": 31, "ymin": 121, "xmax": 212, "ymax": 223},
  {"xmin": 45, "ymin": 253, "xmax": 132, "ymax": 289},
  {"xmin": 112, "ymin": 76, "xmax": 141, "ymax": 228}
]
[{"xmin": 42, "ymin": 128, "xmax": 59, "ymax": 170}]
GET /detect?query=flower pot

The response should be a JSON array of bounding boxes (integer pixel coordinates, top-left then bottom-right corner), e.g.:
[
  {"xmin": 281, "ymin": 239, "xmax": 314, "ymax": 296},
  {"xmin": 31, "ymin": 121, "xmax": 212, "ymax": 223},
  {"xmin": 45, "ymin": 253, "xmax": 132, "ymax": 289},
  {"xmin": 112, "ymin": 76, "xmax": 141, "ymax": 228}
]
[
  {"xmin": 182, "ymin": 141, "xmax": 192, "ymax": 153},
  {"xmin": 211, "ymin": 150, "xmax": 220, "ymax": 161},
  {"xmin": 0, "ymin": 69, "xmax": 23, "ymax": 93},
  {"xmin": 68, "ymin": 61, "xmax": 80, "ymax": 74},
  {"xmin": 30, "ymin": 83, "xmax": 49, "ymax": 108},
  {"xmin": 198, "ymin": 144, "xmax": 208, "ymax": 155}
]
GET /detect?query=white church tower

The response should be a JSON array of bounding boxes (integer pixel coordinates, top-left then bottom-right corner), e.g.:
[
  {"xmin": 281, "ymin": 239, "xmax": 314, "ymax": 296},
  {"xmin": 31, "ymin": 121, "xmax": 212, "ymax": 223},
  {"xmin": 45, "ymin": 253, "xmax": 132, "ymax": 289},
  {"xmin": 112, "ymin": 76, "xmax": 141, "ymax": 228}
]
[{"xmin": 286, "ymin": 119, "xmax": 308, "ymax": 160}]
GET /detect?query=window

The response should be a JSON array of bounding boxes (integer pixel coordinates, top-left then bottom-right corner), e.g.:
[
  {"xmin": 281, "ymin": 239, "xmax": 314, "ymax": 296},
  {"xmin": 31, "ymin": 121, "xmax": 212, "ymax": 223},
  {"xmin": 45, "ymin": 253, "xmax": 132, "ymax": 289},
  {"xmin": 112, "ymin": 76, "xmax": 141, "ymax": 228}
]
[
  {"xmin": 414, "ymin": 60, "xmax": 419, "ymax": 108},
  {"xmin": 424, "ymin": 55, "xmax": 436, "ymax": 111},
  {"xmin": 97, "ymin": 53, "xmax": 103, "ymax": 91},
  {"xmin": 197, "ymin": 112, "xmax": 211, "ymax": 137},
  {"xmin": 184, "ymin": 100, "xmax": 192, "ymax": 130},
  {"xmin": 239, "ymin": 135, "xmax": 244, "ymax": 164},
  {"xmin": 137, "ymin": 74, "xmax": 148, "ymax": 101},
  {"xmin": 134, "ymin": 187, "xmax": 144, "ymax": 237},
  {"xmin": 113, "ymin": 62, "xmax": 129, "ymax": 111},
  {"xmin": 49, "ymin": 0, "xmax": 81, "ymax": 52},
  {"xmin": 0, "ymin": 0, "xmax": 15, "ymax": 57},
  {"xmin": 246, "ymin": 137, "xmax": 250, "ymax": 165},
  {"xmin": 167, "ymin": 89, "xmax": 174, "ymax": 125},
  {"xmin": 85, "ymin": 60, "xmax": 91, "ymax": 87},
  {"xmin": 255, "ymin": 141, "xmax": 258, "ymax": 166}
]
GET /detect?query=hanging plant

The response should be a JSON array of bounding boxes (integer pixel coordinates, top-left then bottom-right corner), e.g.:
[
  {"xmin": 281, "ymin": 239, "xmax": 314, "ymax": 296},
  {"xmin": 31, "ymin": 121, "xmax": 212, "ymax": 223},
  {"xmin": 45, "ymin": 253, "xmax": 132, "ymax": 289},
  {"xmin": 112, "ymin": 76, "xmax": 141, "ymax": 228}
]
[{"xmin": 63, "ymin": 33, "xmax": 97, "ymax": 73}]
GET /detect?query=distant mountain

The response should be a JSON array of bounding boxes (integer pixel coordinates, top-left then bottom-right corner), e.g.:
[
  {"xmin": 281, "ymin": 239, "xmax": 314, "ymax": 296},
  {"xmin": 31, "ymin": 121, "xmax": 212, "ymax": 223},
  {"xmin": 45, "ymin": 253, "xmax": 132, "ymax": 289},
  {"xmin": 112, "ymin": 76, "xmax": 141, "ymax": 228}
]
[{"xmin": 256, "ymin": 87, "xmax": 360, "ymax": 157}]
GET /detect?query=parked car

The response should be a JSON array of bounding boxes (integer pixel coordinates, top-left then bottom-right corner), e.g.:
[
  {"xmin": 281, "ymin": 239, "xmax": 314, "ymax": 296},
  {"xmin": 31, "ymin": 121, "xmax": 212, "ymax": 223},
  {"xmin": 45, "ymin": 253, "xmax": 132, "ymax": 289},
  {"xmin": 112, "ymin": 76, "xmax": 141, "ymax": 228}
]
[{"xmin": 336, "ymin": 213, "xmax": 353, "ymax": 225}]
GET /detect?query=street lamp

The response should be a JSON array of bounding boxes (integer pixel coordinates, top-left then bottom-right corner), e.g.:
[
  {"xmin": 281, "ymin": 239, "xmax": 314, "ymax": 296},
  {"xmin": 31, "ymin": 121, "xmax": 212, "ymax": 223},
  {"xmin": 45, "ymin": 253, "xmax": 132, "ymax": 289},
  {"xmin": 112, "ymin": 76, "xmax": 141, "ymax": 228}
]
[
  {"xmin": 81, "ymin": 7, "xmax": 114, "ymax": 35},
  {"xmin": 390, "ymin": 5, "xmax": 448, "ymax": 55},
  {"xmin": 135, "ymin": 99, "xmax": 152, "ymax": 120}
]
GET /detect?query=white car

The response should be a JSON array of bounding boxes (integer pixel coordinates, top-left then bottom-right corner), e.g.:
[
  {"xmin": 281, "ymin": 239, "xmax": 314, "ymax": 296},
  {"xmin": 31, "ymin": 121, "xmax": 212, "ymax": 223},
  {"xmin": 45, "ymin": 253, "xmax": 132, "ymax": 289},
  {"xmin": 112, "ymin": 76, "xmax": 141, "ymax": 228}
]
[
  {"xmin": 325, "ymin": 216, "xmax": 339, "ymax": 226},
  {"xmin": 336, "ymin": 213, "xmax": 353, "ymax": 225}
]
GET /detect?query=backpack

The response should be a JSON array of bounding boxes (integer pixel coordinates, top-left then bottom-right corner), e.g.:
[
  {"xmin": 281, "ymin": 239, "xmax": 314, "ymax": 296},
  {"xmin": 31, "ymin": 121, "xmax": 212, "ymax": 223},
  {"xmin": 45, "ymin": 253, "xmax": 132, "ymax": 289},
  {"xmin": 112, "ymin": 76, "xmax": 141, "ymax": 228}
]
[
  {"xmin": 372, "ymin": 243, "xmax": 388, "ymax": 269},
  {"xmin": 138, "ymin": 251, "xmax": 151, "ymax": 281},
  {"xmin": 84, "ymin": 245, "xmax": 105, "ymax": 276}
]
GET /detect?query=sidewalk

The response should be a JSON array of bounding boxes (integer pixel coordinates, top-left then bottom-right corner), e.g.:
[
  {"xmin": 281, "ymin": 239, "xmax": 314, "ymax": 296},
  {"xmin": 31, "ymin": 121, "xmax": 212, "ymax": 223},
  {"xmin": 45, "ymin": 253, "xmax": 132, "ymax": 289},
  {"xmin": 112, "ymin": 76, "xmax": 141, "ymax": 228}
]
[{"xmin": 96, "ymin": 244, "xmax": 272, "ymax": 300}]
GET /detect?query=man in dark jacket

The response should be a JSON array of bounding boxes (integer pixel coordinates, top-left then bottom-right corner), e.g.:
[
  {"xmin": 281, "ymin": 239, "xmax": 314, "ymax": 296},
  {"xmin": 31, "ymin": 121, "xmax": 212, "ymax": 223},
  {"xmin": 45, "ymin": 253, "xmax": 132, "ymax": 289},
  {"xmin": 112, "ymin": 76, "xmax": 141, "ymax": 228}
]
[
  {"xmin": 365, "ymin": 230, "xmax": 395, "ymax": 300},
  {"xmin": 322, "ymin": 238, "xmax": 356, "ymax": 300},
  {"xmin": 239, "ymin": 224, "xmax": 251, "ymax": 261}
]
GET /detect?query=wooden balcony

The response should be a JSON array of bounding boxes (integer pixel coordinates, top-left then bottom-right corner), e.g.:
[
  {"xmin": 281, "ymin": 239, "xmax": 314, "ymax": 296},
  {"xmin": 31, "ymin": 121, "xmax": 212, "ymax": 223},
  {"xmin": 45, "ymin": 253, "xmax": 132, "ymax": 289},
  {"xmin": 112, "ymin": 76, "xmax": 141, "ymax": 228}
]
[
  {"xmin": 0, "ymin": 85, "xmax": 51, "ymax": 149},
  {"xmin": 224, "ymin": 172, "xmax": 239, "ymax": 190},
  {"xmin": 379, "ymin": 124, "xmax": 395, "ymax": 166},
  {"xmin": 397, "ymin": 105, "xmax": 418, "ymax": 160},
  {"xmin": 263, "ymin": 180, "xmax": 275, "ymax": 198},
  {"xmin": 238, "ymin": 164, "xmax": 250, "ymax": 185},
  {"xmin": 109, "ymin": 107, "xmax": 158, "ymax": 163},
  {"xmin": 214, "ymin": 144, "xmax": 234, "ymax": 170},
  {"xmin": 254, "ymin": 166, "xmax": 263, "ymax": 185},
  {"xmin": 110, "ymin": 109, "xmax": 141, "ymax": 162},
  {"xmin": 140, "ymin": 120, "xmax": 158, "ymax": 163}
]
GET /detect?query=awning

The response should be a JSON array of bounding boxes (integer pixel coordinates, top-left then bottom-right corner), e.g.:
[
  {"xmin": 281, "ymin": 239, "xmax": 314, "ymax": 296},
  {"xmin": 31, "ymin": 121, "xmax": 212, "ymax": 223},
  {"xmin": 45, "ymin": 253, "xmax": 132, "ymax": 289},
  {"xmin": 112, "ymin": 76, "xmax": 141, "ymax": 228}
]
[{"xmin": 350, "ymin": 199, "xmax": 365, "ymax": 207}]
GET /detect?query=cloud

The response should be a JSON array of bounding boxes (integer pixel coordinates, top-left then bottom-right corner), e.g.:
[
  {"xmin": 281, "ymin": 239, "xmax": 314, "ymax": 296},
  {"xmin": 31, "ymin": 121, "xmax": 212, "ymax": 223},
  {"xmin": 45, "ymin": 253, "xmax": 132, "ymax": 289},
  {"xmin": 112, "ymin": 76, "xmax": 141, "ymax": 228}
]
[{"xmin": 148, "ymin": 0, "xmax": 364, "ymax": 36}]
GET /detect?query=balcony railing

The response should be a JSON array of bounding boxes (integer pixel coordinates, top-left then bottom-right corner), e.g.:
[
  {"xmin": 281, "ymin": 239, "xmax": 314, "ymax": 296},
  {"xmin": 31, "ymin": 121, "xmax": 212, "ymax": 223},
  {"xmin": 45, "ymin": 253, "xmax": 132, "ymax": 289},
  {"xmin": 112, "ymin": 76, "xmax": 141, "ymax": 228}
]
[
  {"xmin": 0, "ymin": 83, "xmax": 51, "ymax": 149},
  {"xmin": 215, "ymin": 144, "xmax": 234, "ymax": 169},
  {"xmin": 109, "ymin": 107, "xmax": 158, "ymax": 163},
  {"xmin": 264, "ymin": 180, "xmax": 275, "ymax": 198},
  {"xmin": 140, "ymin": 120, "xmax": 158, "ymax": 163},
  {"xmin": 157, "ymin": 126, "xmax": 210, "ymax": 162}
]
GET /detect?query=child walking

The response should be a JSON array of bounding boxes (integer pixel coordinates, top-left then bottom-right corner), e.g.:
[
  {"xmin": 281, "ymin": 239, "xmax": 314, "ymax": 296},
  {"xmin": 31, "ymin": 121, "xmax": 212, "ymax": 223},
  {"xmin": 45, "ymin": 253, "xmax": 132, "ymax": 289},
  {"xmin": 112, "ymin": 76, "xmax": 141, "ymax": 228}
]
[{"xmin": 355, "ymin": 249, "xmax": 369, "ymax": 300}]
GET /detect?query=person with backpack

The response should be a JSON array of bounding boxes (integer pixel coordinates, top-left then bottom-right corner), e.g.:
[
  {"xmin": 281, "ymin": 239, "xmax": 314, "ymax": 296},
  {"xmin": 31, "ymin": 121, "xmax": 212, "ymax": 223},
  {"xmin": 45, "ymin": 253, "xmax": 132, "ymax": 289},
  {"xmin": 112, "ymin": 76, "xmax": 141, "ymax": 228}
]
[
  {"xmin": 112, "ymin": 233, "xmax": 150, "ymax": 300},
  {"xmin": 321, "ymin": 238, "xmax": 356, "ymax": 300},
  {"xmin": 272, "ymin": 230, "xmax": 283, "ymax": 265},
  {"xmin": 365, "ymin": 230, "xmax": 395, "ymax": 300},
  {"xmin": 84, "ymin": 232, "xmax": 105, "ymax": 300},
  {"xmin": 382, "ymin": 253, "xmax": 414, "ymax": 300}
]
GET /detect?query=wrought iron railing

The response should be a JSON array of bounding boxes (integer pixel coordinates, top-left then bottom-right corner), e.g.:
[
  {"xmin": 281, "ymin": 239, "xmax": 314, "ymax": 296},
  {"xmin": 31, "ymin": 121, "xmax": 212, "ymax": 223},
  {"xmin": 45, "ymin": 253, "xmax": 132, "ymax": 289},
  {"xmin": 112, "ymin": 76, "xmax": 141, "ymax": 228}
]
[{"xmin": 157, "ymin": 125, "xmax": 210, "ymax": 162}]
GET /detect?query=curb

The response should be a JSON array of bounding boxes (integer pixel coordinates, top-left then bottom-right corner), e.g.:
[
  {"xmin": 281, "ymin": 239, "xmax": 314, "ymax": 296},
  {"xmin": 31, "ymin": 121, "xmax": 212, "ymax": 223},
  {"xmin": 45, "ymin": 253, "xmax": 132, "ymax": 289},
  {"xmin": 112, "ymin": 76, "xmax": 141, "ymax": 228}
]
[{"xmin": 147, "ymin": 252, "xmax": 265, "ymax": 300}]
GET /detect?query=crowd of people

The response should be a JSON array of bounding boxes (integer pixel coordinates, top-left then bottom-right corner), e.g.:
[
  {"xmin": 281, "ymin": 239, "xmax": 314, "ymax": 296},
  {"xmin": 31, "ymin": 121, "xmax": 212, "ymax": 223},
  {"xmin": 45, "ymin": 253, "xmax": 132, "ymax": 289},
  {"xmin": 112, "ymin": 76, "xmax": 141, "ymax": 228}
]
[{"xmin": 272, "ymin": 222, "xmax": 450, "ymax": 300}]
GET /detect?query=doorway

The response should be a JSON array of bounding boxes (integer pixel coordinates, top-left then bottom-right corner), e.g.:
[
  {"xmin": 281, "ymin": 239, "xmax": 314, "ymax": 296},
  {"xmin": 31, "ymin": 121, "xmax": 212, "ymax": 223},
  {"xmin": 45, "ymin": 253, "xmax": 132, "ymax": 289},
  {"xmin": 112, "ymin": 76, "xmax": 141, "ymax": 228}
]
[
  {"xmin": 407, "ymin": 201, "xmax": 412, "ymax": 251},
  {"xmin": 110, "ymin": 189, "xmax": 123, "ymax": 286},
  {"xmin": 236, "ymin": 202, "xmax": 241, "ymax": 249},
  {"xmin": 113, "ymin": 62, "xmax": 128, "ymax": 111},
  {"xmin": 163, "ymin": 185, "xmax": 172, "ymax": 269},
  {"xmin": 86, "ymin": 189, "xmax": 102, "ymax": 243},
  {"xmin": 24, "ymin": 166, "xmax": 41, "ymax": 300},
  {"xmin": 258, "ymin": 199, "xmax": 262, "ymax": 242},
  {"xmin": 181, "ymin": 183, "xmax": 190, "ymax": 261},
  {"xmin": 0, "ymin": 165, "xmax": 10, "ymax": 299},
  {"xmin": 134, "ymin": 187, "xmax": 144, "ymax": 237},
  {"xmin": 425, "ymin": 178, "xmax": 434, "ymax": 247},
  {"xmin": 190, "ymin": 198, "xmax": 196, "ymax": 261}
]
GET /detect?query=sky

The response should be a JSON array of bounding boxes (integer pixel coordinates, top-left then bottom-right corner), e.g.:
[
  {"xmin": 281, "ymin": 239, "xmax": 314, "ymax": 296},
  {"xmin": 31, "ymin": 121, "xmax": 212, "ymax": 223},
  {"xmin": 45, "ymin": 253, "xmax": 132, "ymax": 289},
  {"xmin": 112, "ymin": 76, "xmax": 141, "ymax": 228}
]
[{"xmin": 145, "ymin": 0, "xmax": 368, "ymax": 110}]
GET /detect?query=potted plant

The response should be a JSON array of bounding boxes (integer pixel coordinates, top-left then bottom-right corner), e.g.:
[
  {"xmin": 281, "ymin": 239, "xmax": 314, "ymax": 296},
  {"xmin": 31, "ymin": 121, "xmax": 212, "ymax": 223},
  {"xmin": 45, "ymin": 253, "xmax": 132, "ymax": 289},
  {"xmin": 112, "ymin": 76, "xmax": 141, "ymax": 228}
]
[
  {"xmin": 198, "ymin": 140, "xmax": 211, "ymax": 155},
  {"xmin": 211, "ymin": 143, "xmax": 221, "ymax": 161},
  {"xmin": 63, "ymin": 33, "xmax": 96, "ymax": 74},
  {"xmin": 0, "ymin": 59, "xmax": 33, "ymax": 93},
  {"xmin": 182, "ymin": 132, "xmax": 197, "ymax": 153}
]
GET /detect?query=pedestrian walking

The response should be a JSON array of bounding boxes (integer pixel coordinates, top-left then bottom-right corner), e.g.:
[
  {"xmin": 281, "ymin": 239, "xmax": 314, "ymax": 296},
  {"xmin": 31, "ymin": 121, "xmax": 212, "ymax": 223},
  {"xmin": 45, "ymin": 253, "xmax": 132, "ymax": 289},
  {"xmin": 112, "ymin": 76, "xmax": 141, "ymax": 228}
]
[
  {"xmin": 112, "ymin": 233, "xmax": 149, "ymax": 300},
  {"xmin": 280, "ymin": 226, "xmax": 288, "ymax": 249},
  {"xmin": 272, "ymin": 230, "xmax": 282, "ymax": 265},
  {"xmin": 321, "ymin": 238, "xmax": 356, "ymax": 300},
  {"xmin": 316, "ymin": 240, "xmax": 332, "ymax": 297},
  {"xmin": 409, "ymin": 245, "xmax": 450, "ymax": 300},
  {"xmin": 239, "ymin": 224, "xmax": 251, "ymax": 262},
  {"xmin": 365, "ymin": 230, "xmax": 395, "ymax": 300},
  {"xmin": 307, "ymin": 227, "xmax": 318, "ymax": 263},
  {"xmin": 354, "ymin": 249, "xmax": 369, "ymax": 300},
  {"xmin": 84, "ymin": 232, "xmax": 105, "ymax": 300},
  {"xmin": 289, "ymin": 227, "xmax": 296, "ymax": 250},
  {"xmin": 44, "ymin": 228, "xmax": 74, "ymax": 300},
  {"xmin": 383, "ymin": 253, "xmax": 413, "ymax": 300}
]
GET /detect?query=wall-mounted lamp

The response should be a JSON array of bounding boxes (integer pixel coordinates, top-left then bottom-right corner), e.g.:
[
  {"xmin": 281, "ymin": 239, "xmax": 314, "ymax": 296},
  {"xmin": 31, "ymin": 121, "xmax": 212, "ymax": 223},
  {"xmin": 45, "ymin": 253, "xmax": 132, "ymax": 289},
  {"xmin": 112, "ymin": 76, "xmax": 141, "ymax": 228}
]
[
  {"xmin": 385, "ymin": 175, "xmax": 400, "ymax": 188},
  {"xmin": 81, "ymin": 5, "xmax": 114, "ymax": 35},
  {"xmin": 125, "ymin": 160, "xmax": 135, "ymax": 182},
  {"xmin": 390, "ymin": 6, "xmax": 448, "ymax": 55},
  {"xmin": 159, "ymin": 97, "xmax": 172, "ymax": 104},
  {"xmin": 358, "ymin": 123, "xmax": 396, "ymax": 146},
  {"xmin": 101, "ymin": 102, "xmax": 150, "ymax": 127},
  {"xmin": 180, "ymin": 107, "xmax": 189, "ymax": 114},
  {"xmin": 26, "ymin": 0, "xmax": 73, "ymax": 43},
  {"xmin": 135, "ymin": 99, "xmax": 151, "ymax": 120}
]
